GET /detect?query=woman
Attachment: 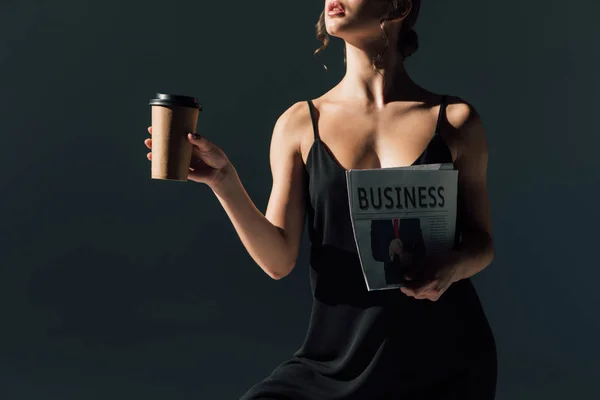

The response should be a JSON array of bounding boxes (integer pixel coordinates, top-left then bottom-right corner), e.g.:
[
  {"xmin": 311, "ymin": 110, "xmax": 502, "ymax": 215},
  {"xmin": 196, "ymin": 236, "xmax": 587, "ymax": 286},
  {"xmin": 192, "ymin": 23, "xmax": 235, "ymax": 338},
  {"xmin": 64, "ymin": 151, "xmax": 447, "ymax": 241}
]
[{"xmin": 145, "ymin": 0, "xmax": 497, "ymax": 398}]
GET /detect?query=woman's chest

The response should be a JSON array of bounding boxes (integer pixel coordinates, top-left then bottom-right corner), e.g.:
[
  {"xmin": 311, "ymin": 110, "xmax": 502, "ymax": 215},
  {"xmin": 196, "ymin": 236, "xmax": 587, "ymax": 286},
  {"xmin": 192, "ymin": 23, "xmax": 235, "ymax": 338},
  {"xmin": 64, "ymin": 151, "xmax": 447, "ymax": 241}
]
[{"xmin": 301, "ymin": 104, "xmax": 458, "ymax": 171}]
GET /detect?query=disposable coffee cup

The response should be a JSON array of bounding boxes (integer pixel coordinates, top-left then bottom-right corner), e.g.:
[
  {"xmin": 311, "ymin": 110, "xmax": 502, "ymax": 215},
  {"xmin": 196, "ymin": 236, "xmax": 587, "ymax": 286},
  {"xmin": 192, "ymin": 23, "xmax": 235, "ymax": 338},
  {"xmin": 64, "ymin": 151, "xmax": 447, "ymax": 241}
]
[{"xmin": 149, "ymin": 93, "xmax": 203, "ymax": 181}]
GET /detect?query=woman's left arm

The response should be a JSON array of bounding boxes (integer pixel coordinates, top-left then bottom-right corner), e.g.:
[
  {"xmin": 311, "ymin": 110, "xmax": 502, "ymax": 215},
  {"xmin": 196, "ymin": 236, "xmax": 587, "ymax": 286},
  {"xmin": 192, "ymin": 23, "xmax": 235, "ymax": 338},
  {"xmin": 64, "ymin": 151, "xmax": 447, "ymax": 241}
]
[
  {"xmin": 449, "ymin": 102, "xmax": 494, "ymax": 281},
  {"xmin": 402, "ymin": 101, "xmax": 494, "ymax": 301}
]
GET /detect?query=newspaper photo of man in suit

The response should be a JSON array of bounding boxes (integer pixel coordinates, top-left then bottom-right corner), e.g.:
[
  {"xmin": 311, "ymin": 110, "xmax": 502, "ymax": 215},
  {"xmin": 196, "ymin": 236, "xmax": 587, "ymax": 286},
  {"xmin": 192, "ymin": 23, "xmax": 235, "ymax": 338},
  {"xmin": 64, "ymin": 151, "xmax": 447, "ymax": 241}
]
[{"xmin": 370, "ymin": 217, "xmax": 426, "ymax": 285}]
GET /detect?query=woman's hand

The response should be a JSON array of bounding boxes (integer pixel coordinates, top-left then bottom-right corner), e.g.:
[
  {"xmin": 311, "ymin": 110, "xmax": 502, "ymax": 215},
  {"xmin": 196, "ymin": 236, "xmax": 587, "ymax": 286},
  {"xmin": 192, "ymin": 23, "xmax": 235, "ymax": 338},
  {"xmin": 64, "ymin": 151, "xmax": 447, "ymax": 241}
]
[
  {"xmin": 400, "ymin": 252, "xmax": 461, "ymax": 302},
  {"xmin": 144, "ymin": 127, "xmax": 233, "ymax": 189}
]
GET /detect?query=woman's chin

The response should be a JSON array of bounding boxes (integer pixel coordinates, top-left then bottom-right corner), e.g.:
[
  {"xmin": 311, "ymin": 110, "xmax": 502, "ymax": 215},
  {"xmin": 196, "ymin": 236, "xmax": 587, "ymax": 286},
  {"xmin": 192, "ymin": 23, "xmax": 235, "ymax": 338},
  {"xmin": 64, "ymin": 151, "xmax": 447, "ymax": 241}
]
[{"xmin": 326, "ymin": 27, "xmax": 342, "ymax": 37}]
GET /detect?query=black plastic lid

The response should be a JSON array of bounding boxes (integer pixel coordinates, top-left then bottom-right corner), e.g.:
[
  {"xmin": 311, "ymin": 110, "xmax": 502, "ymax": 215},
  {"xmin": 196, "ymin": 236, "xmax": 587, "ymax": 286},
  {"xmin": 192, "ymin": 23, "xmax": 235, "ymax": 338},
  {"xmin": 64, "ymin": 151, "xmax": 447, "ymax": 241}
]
[{"xmin": 149, "ymin": 93, "xmax": 202, "ymax": 110}]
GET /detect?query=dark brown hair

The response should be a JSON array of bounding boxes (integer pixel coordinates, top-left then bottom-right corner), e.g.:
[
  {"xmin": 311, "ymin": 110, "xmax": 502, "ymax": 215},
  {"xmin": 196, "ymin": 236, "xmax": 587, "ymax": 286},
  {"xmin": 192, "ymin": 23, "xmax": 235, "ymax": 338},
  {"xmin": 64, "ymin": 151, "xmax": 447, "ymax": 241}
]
[{"xmin": 315, "ymin": 0, "xmax": 421, "ymax": 69}]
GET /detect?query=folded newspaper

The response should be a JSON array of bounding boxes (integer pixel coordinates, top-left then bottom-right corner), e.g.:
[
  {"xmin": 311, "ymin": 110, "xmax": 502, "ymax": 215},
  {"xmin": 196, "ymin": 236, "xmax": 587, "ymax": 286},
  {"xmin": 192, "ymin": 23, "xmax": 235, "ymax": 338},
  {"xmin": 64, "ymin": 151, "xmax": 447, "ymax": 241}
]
[{"xmin": 345, "ymin": 164, "xmax": 458, "ymax": 291}]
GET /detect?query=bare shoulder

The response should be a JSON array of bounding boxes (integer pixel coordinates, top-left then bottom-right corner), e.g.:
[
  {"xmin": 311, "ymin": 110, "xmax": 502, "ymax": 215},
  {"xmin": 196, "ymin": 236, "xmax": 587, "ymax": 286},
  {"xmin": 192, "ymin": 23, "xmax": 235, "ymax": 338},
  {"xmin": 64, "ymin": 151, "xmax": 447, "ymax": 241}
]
[
  {"xmin": 272, "ymin": 101, "xmax": 313, "ymax": 146},
  {"xmin": 445, "ymin": 96, "xmax": 483, "ymax": 133},
  {"xmin": 444, "ymin": 96, "xmax": 487, "ymax": 157}
]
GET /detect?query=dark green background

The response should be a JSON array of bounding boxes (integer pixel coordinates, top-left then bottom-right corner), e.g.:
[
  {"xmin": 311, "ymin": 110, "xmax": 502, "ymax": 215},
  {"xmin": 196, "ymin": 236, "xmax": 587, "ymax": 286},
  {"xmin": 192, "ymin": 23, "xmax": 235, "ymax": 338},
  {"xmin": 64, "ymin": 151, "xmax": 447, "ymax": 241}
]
[{"xmin": 1, "ymin": 0, "xmax": 598, "ymax": 398}]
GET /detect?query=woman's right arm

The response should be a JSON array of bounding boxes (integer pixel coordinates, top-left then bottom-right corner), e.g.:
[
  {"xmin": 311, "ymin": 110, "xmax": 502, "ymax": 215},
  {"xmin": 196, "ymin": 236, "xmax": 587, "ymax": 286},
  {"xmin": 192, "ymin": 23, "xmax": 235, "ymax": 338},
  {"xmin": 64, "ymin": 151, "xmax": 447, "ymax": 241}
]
[{"xmin": 207, "ymin": 102, "xmax": 310, "ymax": 280}]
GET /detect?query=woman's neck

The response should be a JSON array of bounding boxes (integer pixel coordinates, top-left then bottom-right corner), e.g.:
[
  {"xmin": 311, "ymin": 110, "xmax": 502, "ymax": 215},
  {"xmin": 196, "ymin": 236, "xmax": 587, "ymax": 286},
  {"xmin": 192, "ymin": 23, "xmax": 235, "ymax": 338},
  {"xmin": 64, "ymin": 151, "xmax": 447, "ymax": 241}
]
[{"xmin": 338, "ymin": 41, "xmax": 418, "ymax": 108}]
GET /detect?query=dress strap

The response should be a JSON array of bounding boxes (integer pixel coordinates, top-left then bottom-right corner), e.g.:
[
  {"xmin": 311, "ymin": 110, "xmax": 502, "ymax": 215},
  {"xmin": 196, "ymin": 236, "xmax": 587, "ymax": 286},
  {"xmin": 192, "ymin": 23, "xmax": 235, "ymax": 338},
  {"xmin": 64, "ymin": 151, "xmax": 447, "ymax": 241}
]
[
  {"xmin": 307, "ymin": 100, "xmax": 321, "ymax": 141},
  {"xmin": 435, "ymin": 95, "xmax": 448, "ymax": 133}
]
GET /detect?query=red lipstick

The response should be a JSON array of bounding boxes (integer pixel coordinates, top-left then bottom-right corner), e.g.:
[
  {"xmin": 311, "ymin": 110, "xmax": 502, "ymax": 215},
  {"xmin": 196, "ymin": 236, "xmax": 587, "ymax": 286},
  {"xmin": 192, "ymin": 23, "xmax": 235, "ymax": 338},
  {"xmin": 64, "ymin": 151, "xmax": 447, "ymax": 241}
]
[{"xmin": 327, "ymin": 1, "xmax": 346, "ymax": 17}]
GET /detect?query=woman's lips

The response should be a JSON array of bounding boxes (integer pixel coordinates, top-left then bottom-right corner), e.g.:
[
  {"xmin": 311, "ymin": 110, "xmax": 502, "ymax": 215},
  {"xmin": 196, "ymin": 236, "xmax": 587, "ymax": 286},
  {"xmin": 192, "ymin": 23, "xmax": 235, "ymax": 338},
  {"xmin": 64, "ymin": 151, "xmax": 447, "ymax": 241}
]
[
  {"xmin": 327, "ymin": 1, "xmax": 346, "ymax": 16},
  {"xmin": 328, "ymin": 9, "xmax": 346, "ymax": 16}
]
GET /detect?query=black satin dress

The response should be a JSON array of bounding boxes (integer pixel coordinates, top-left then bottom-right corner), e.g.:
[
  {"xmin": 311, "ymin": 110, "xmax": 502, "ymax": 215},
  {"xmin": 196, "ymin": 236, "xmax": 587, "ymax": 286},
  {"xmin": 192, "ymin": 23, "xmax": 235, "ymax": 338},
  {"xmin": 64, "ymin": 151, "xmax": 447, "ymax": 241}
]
[{"xmin": 241, "ymin": 97, "xmax": 497, "ymax": 400}]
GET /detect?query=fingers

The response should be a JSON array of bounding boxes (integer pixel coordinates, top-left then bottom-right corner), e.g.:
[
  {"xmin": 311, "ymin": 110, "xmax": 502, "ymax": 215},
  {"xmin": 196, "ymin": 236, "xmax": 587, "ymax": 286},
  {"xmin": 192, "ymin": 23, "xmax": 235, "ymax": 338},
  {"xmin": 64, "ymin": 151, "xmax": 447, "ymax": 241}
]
[
  {"xmin": 187, "ymin": 133, "xmax": 211, "ymax": 149},
  {"xmin": 145, "ymin": 129, "xmax": 152, "ymax": 159},
  {"xmin": 401, "ymin": 283, "xmax": 426, "ymax": 297},
  {"xmin": 401, "ymin": 280, "xmax": 443, "ymax": 302},
  {"xmin": 401, "ymin": 289, "xmax": 440, "ymax": 301},
  {"xmin": 401, "ymin": 286, "xmax": 425, "ymax": 299},
  {"xmin": 187, "ymin": 133, "xmax": 230, "ymax": 171}
]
